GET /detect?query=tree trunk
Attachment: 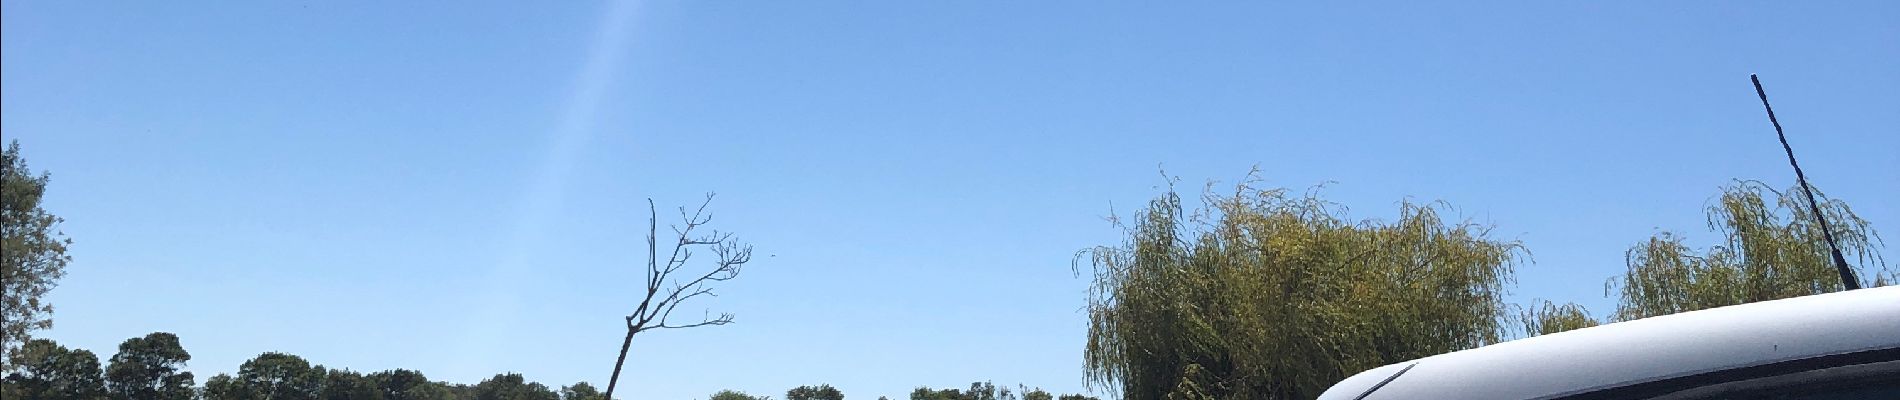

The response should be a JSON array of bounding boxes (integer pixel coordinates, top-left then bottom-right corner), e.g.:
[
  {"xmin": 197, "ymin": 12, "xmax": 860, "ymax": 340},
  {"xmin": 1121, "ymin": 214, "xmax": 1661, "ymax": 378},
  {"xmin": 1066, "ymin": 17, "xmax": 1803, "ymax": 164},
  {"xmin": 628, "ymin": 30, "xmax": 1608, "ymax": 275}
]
[{"xmin": 605, "ymin": 328, "xmax": 636, "ymax": 399}]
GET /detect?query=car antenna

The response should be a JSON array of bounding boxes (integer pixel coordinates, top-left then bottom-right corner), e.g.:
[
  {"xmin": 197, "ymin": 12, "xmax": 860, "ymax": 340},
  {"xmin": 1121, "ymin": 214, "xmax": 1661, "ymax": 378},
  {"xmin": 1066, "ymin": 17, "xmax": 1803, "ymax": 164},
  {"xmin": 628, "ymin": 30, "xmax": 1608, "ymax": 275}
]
[{"xmin": 1750, "ymin": 74, "xmax": 1860, "ymax": 291}]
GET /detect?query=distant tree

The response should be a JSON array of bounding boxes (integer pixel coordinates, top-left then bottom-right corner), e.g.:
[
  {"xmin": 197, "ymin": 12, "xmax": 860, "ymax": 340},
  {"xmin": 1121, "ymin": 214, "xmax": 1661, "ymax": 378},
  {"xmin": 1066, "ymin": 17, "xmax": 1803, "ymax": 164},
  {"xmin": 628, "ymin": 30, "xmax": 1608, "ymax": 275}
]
[
  {"xmin": 443, "ymin": 381, "xmax": 477, "ymax": 400},
  {"xmin": 1608, "ymin": 181, "xmax": 1888, "ymax": 321},
  {"xmin": 369, "ymin": 369, "xmax": 450, "ymax": 400},
  {"xmin": 1519, "ymin": 300, "xmax": 1599, "ymax": 336},
  {"xmin": 603, "ymin": 194, "xmax": 755, "ymax": 399},
  {"xmin": 904, "ymin": 383, "xmax": 1057, "ymax": 400},
  {"xmin": 709, "ymin": 389, "xmax": 770, "ymax": 400},
  {"xmin": 1017, "ymin": 385, "xmax": 1051, "ymax": 400},
  {"xmin": 964, "ymin": 381, "xmax": 1002, "ymax": 400},
  {"xmin": 0, "ymin": 338, "xmax": 106, "ymax": 399},
  {"xmin": 205, "ymin": 374, "xmax": 248, "ymax": 400},
  {"xmin": 908, "ymin": 387, "xmax": 961, "ymax": 400},
  {"xmin": 1054, "ymin": 395, "xmax": 1098, "ymax": 400},
  {"xmin": 225, "ymin": 352, "xmax": 326, "ymax": 400},
  {"xmin": 786, "ymin": 384, "xmax": 844, "ymax": 400},
  {"xmin": 321, "ymin": 369, "xmax": 378, "ymax": 400},
  {"xmin": 471, "ymin": 373, "xmax": 557, "ymax": 400},
  {"xmin": 104, "ymin": 332, "xmax": 194, "ymax": 400},
  {"xmin": 2, "ymin": 141, "xmax": 74, "ymax": 371},
  {"xmin": 560, "ymin": 381, "xmax": 605, "ymax": 400},
  {"xmin": 1077, "ymin": 172, "xmax": 1523, "ymax": 399}
]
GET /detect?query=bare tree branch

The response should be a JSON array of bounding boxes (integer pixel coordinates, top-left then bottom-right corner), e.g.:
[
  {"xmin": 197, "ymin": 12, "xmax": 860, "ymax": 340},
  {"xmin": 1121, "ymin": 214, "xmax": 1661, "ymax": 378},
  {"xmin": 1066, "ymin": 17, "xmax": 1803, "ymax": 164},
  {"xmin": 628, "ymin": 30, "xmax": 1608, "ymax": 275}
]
[
  {"xmin": 605, "ymin": 193, "xmax": 754, "ymax": 400},
  {"xmin": 657, "ymin": 312, "xmax": 734, "ymax": 330}
]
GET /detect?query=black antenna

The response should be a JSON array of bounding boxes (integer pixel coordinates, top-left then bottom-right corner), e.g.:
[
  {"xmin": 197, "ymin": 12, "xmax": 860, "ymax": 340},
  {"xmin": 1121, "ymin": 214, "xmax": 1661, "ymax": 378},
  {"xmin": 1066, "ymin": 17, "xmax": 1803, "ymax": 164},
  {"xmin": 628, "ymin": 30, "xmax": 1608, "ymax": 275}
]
[{"xmin": 1750, "ymin": 74, "xmax": 1860, "ymax": 291}]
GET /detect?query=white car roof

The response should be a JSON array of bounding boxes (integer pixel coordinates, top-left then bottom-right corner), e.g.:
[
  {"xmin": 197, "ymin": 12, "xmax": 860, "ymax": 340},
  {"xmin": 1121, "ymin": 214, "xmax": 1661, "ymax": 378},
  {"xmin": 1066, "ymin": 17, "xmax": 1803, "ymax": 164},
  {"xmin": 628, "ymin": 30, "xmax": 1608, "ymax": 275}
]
[{"xmin": 1318, "ymin": 286, "xmax": 1900, "ymax": 400}]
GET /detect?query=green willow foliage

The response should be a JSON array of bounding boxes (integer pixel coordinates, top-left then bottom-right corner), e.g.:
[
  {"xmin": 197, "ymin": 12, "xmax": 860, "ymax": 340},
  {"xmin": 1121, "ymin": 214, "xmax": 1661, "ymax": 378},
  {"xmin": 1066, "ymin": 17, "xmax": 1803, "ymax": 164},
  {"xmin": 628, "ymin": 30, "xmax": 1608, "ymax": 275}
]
[
  {"xmin": 1076, "ymin": 176, "xmax": 1523, "ymax": 400},
  {"xmin": 1518, "ymin": 300, "xmax": 1598, "ymax": 337},
  {"xmin": 1608, "ymin": 181, "xmax": 1888, "ymax": 322}
]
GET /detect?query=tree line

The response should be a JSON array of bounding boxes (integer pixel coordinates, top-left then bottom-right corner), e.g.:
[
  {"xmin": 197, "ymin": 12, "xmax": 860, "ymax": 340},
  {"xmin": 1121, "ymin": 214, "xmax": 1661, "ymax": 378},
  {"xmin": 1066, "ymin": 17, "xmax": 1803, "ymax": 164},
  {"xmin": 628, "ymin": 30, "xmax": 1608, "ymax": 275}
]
[
  {"xmin": 2, "ymin": 332, "xmax": 1099, "ymax": 400},
  {"xmin": 4, "ymin": 138, "xmax": 1890, "ymax": 400},
  {"xmin": 708, "ymin": 382, "xmax": 1100, "ymax": 400},
  {"xmin": 2, "ymin": 331, "xmax": 603, "ymax": 400},
  {"xmin": 1075, "ymin": 170, "xmax": 1889, "ymax": 399},
  {"xmin": 8, "ymin": 141, "xmax": 1095, "ymax": 400}
]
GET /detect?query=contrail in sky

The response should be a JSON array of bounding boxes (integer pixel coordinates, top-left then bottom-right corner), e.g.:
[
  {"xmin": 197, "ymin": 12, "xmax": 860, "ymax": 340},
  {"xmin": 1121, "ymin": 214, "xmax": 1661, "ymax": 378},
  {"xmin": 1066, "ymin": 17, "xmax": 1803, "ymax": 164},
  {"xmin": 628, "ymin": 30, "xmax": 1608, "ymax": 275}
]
[{"xmin": 456, "ymin": 0, "xmax": 640, "ymax": 374}]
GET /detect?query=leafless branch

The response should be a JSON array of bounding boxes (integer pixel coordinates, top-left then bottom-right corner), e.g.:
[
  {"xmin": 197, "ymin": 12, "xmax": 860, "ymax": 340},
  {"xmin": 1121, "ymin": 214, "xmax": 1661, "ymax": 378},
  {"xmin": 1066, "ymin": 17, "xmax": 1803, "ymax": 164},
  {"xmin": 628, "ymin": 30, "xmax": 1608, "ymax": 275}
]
[{"xmin": 605, "ymin": 193, "xmax": 754, "ymax": 400}]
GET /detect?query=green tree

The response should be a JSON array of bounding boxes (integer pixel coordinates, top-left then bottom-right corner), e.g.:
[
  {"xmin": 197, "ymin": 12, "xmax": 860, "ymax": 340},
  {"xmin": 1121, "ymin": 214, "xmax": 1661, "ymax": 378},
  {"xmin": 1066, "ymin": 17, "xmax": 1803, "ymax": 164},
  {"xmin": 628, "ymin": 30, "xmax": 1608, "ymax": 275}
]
[
  {"xmin": 1017, "ymin": 385, "xmax": 1051, "ymax": 400},
  {"xmin": 104, "ymin": 332, "xmax": 194, "ymax": 400},
  {"xmin": 1608, "ymin": 181, "xmax": 1888, "ymax": 321},
  {"xmin": 223, "ymin": 352, "xmax": 326, "ymax": 400},
  {"xmin": 443, "ymin": 381, "xmax": 477, "ymax": 400},
  {"xmin": 205, "ymin": 374, "xmax": 248, "ymax": 400},
  {"xmin": 963, "ymin": 381, "xmax": 1003, "ymax": 400},
  {"xmin": 786, "ymin": 384, "xmax": 843, "ymax": 400},
  {"xmin": 369, "ymin": 369, "xmax": 449, "ymax": 400},
  {"xmin": 709, "ymin": 389, "xmax": 770, "ymax": 400},
  {"xmin": 1077, "ymin": 173, "xmax": 1523, "ymax": 400},
  {"xmin": 1054, "ymin": 395, "xmax": 1098, "ymax": 400},
  {"xmin": 322, "ymin": 369, "xmax": 379, "ymax": 400},
  {"xmin": 907, "ymin": 387, "xmax": 961, "ymax": 400},
  {"xmin": 471, "ymin": 373, "xmax": 557, "ymax": 400},
  {"xmin": 1519, "ymin": 300, "xmax": 1599, "ymax": 336},
  {"xmin": 559, "ymin": 381, "xmax": 604, "ymax": 400},
  {"xmin": 0, "ymin": 338, "xmax": 106, "ymax": 399},
  {"xmin": 2, "ymin": 141, "xmax": 73, "ymax": 371}
]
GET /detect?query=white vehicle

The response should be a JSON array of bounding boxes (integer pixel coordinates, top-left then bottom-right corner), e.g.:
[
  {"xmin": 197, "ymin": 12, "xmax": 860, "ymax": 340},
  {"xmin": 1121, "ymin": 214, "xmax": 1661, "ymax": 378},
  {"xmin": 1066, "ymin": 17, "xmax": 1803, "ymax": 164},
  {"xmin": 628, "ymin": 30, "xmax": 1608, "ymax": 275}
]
[{"xmin": 1318, "ymin": 286, "xmax": 1900, "ymax": 400}]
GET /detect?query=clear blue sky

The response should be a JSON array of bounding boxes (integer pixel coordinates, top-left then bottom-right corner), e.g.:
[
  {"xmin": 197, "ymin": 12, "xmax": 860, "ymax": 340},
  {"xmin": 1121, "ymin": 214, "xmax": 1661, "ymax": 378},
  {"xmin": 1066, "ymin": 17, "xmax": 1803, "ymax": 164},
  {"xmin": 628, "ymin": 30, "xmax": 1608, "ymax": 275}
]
[{"xmin": 4, "ymin": 1, "xmax": 1896, "ymax": 399}]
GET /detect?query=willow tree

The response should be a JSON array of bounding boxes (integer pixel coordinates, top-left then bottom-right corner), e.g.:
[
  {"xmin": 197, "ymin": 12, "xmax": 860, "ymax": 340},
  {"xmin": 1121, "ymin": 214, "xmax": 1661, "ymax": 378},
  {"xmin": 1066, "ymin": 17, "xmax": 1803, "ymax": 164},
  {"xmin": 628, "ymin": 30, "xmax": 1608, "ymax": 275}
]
[
  {"xmin": 1608, "ymin": 181, "xmax": 1887, "ymax": 322},
  {"xmin": 1519, "ymin": 300, "xmax": 1598, "ymax": 337},
  {"xmin": 1076, "ymin": 173, "xmax": 1523, "ymax": 400}
]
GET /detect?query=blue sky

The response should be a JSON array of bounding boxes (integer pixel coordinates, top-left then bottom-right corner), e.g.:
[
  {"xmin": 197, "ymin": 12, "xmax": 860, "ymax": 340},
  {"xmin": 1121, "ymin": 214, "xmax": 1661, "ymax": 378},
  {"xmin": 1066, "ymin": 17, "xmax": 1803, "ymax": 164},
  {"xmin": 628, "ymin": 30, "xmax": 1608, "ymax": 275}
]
[{"xmin": 4, "ymin": 1, "xmax": 1896, "ymax": 399}]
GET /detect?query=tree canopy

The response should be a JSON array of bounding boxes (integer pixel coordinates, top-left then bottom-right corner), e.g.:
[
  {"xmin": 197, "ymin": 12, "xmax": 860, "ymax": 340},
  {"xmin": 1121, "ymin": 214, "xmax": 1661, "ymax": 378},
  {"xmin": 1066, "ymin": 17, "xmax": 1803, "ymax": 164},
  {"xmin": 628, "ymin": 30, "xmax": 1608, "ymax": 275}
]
[
  {"xmin": 369, "ymin": 369, "xmax": 453, "ymax": 400},
  {"xmin": 2, "ymin": 141, "xmax": 73, "ymax": 371},
  {"xmin": 787, "ymin": 384, "xmax": 844, "ymax": 400},
  {"xmin": 1608, "ymin": 181, "xmax": 1889, "ymax": 321},
  {"xmin": 710, "ymin": 389, "xmax": 772, "ymax": 400},
  {"xmin": 472, "ymin": 372, "xmax": 559, "ymax": 400},
  {"xmin": 1071, "ymin": 175, "xmax": 1887, "ymax": 399},
  {"xmin": 1077, "ymin": 175, "xmax": 1524, "ymax": 399},
  {"xmin": 104, "ymin": 332, "xmax": 194, "ymax": 400},
  {"xmin": 1, "ymin": 338, "xmax": 106, "ymax": 400},
  {"xmin": 323, "ymin": 369, "xmax": 380, "ymax": 400},
  {"xmin": 1519, "ymin": 300, "xmax": 1599, "ymax": 337},
  {"xmin": 1018, "ymin": 387, "xmax": 1053, "ymax": 400},
  {"xmin": 561, "ymin": 381, "xmax": 605, "ymax": 400},
  {"xmin": 905, "ymin": 382, "xmax": 1094, "ymax": 400},
  {"xmin": 205, "ymin": 352, "xmax": 327, "ymax": 400}
]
